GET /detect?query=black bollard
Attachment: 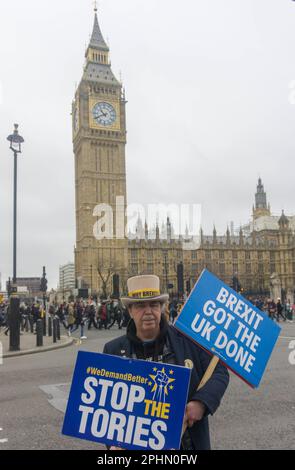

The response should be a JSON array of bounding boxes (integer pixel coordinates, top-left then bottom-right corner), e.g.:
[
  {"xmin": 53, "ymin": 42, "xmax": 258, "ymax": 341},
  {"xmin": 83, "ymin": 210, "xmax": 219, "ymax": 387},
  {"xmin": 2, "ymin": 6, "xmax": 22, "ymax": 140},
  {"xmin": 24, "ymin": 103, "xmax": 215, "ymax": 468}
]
[
  {"xmin": 36, "ymin": 319, "xmax": 43, "ymax": 347},
  {"xmin": 48, "ymin": 316, "xmax": 52, "ymax": 337},
  {"xmin": 43, "ymin": 315, "xmax": 46, "ymax": 336},
  {"xmin": 53, "ymin": 318, "xmax": 57, "ymax": 343},
  {"xmin": 56, "ymin": 319, "xmax": 61, "ymax": 340},
  {"xmin": 9, "ymin": 296, "xmax": 20, "ymax": 352}
]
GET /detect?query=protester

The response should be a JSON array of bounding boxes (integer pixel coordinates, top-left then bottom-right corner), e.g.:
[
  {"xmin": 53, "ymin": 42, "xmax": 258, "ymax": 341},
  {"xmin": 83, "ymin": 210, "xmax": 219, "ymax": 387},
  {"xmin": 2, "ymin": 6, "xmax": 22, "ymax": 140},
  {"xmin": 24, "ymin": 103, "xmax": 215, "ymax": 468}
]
[{"xmin": 103, "ymin": 274, "xmax": 229, "ymax": 450}]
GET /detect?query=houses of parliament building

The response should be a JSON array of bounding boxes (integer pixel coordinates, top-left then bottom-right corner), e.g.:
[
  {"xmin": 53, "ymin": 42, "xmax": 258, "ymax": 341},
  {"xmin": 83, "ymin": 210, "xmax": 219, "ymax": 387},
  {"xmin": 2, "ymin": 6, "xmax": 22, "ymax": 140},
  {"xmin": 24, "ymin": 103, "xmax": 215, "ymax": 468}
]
[{"xmin": 73, "ymin": 10, "xmax": 295, "ymax": 302}]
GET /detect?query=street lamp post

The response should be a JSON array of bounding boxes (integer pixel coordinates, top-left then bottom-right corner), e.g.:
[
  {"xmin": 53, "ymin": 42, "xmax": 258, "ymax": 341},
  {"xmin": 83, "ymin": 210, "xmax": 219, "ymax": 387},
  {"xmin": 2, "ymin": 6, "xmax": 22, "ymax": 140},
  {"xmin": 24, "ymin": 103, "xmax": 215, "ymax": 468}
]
[{"xmin": 7, "ymin": 124, "xmax": 24, "ymax": 352}]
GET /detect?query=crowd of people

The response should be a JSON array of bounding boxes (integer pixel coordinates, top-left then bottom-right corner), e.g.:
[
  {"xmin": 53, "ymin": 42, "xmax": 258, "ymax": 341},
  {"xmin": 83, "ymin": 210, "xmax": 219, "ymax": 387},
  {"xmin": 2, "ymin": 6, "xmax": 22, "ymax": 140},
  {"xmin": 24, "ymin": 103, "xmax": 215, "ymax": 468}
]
[
  {"xmin": 0, "ymin": 294, "xmax": 293, "ymax": 339},
  {"xmin": 48, "ymin": 298, "xmax": 131, "ymax": 339},
  {"xmin": 246, "ymin": 296, "xmax": 294, "ymax": 322},
  {"xmin": 0, "ymin": 301, "xmax": 46, "ymax": 336}
]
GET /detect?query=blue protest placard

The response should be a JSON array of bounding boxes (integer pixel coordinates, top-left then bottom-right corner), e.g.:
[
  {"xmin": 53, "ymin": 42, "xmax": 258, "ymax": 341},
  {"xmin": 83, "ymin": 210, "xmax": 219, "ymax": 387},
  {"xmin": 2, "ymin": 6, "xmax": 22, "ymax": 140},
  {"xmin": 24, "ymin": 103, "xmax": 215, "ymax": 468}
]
[
  {"xmin": 62, "ymin": 351, "xmax": 191, "ymax": 450},
  {"xmin": 175, "ymin": 269, "xmax": 281, "ymax": 388}
]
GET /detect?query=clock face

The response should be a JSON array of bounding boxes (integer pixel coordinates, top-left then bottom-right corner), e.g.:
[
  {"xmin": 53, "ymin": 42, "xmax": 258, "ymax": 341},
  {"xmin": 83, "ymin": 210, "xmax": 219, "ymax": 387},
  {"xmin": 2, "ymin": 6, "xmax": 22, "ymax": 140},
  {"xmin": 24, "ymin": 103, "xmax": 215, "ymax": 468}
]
[{"xmin": 92, "ymin": 102, "xmax": 116, "ymax": 126}]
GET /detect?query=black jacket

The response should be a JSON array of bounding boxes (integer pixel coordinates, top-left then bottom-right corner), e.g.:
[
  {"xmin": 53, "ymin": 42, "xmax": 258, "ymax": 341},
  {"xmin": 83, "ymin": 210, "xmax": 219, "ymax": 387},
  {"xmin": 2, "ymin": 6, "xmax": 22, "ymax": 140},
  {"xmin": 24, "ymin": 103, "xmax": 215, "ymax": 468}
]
[{"xmin": 103, "ymin": 324, "xmax": 229, "ymax": 450}]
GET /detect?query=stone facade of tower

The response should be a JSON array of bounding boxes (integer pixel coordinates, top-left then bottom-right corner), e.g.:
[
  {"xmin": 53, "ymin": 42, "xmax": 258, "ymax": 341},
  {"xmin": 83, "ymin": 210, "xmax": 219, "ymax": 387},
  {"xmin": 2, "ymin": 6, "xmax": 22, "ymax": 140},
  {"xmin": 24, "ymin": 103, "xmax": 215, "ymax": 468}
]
[{"xmin": 73, "ymin": 11, "xmax": 128, "ymax": 294}]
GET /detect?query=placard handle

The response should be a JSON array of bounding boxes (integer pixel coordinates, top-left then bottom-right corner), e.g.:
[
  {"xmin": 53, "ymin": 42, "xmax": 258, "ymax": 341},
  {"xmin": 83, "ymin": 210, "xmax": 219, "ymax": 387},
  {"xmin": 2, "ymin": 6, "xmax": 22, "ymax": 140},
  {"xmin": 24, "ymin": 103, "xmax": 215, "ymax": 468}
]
[{"xmin": 181, "ymin": 355, "xmax": 220, "ymax": 438}]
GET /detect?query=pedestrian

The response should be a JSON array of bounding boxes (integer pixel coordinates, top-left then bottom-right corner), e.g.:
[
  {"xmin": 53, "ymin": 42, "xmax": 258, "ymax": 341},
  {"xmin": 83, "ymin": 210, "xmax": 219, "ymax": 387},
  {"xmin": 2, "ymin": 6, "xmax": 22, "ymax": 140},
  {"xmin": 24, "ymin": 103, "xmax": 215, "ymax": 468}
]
[
  {"xmin": 267, "ymin": 299, "xmax": 276, "ymax": 321},
  {"xmin": 98, "ymin": 300, "xmax": 108, "ymax": 330},
  {"xmin": 169, "ymin": 301, "xmax": 178, "ymax": 324},
  {"xmin": 67, "ymin": 302, "xmax": 76, "ymax": 336},
  {"xmin": 71, "ymin": 301, "xmax": 87, "ymax": 339},
  {"xmin": 86, "ymin": 299, "xmax": 98, "ymax": 330},
  {"xmin": 276, "ymin": 298, "xmax": 286, "ymax": 322},
  {"xmin": 103, "ymin": 274, "xmax": 229, "ymax": 450},
  {"xmin": 56, "ymin": 303, "xmax": 68, "ymax": 329},
  {"xmin": 284, "ymin": 299, "xmax": 292, "ymax": 322},
  {"xmin": 108, "ymin": 300, "xmax": 123, "ymax": 330}
]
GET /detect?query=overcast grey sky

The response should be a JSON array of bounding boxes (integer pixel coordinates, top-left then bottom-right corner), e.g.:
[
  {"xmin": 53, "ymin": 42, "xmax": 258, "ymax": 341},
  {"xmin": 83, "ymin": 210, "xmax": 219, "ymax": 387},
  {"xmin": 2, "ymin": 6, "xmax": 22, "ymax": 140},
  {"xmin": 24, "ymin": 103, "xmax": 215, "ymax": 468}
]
[{"xmin": 1, "ymin": 0, "xmax": 295, "ymax": 289}]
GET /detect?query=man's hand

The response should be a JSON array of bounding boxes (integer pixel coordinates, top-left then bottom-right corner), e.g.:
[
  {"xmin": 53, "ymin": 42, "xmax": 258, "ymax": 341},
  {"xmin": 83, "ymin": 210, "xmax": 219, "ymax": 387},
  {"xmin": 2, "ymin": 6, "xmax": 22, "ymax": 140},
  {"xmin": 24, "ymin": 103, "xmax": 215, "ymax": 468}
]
[{"xmin": 184, "ymin": 400, "xmax": 206, "ymax": 428}]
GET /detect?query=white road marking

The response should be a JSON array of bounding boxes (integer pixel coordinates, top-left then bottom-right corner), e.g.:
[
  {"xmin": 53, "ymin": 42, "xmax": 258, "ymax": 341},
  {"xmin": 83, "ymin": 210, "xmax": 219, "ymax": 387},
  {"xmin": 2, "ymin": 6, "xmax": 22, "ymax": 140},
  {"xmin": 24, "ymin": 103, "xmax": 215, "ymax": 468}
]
[
  {"xmin": 0, "ymin": 427, "xmax": 8, "ymax": 444},
  {"xmin": 39, "ymin": 383, "xmax": 70, "ymax": 413}
]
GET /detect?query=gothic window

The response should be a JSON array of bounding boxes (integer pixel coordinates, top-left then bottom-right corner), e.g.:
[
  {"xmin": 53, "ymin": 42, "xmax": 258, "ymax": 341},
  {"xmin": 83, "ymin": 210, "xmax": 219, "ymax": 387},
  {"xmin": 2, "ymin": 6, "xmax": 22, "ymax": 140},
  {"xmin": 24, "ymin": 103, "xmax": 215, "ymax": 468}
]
[
  {"xmin": 131, "ymin": 249, "xmax": 138, "ymax": 261},
  {"xmin": 147, "ymin": 263, "xmax": 154, "ymax": 274},
  {"xmin": 147, "ymin": 251, "xmax": 153, "ymax": 262},
  {"xmin": 219, "ymin": 264, "xmax": 225, "ymax": 275},
  {"xmin": 131, "ymin": 263, "xmax": 138, "ymax": 275},
  {"xmin": 219, "ymin": 251, "xmax": 224, "ymax": 260}
]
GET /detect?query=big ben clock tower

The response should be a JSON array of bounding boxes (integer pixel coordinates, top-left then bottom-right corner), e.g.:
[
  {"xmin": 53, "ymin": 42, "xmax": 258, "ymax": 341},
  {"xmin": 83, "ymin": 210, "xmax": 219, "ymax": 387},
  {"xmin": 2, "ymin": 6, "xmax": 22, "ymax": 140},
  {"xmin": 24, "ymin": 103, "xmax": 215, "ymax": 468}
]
[{"xmin": 73, "ymin": 7, "xmax": 128, "ymax": 295}]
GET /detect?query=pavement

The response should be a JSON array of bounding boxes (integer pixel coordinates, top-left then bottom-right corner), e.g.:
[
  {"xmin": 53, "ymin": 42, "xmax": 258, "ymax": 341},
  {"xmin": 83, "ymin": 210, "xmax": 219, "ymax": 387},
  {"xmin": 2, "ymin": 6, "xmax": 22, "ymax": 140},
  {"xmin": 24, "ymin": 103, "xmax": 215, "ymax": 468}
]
[
  {"xmin": 0, "ymin": 321, "xmax": 294, "ymax": 450},
  {"xmin": 0, "ymin": 330, "xmax": 74, "ymax": 358}
]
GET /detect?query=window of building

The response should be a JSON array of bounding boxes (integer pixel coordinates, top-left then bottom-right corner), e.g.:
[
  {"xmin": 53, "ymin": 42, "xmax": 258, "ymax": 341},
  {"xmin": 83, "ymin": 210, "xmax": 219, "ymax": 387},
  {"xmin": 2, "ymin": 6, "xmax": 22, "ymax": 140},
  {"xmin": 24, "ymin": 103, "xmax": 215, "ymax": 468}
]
[
  {"xmin": 192, "ymin": 263, "xmax": 198, "ymax": 273},
  {"xmin": 205, "ymin": 251, "xmax": 211, "ymax": 260},
  {"xmin": 147, "ymin": 263, "xmax": 153, "ymax": 274},
  {"xmin": 131, "ymin": 249, "xmax": 137, "ymax": 261},
  {"xmin": 131, "ymin": 263, "xmax": 138, "ymax": 274}
]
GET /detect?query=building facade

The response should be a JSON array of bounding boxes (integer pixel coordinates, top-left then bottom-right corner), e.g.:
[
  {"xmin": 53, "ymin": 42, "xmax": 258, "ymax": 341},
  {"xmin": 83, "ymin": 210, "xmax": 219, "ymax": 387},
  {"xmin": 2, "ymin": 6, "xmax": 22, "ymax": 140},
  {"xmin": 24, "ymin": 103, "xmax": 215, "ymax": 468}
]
[
  {"xmin": 59, "ymin": 262, "xmax": 75, "ymax": 291},
  {"xmin": 74, "ymin": 12, "xmax": 295, "ymax": 302}
]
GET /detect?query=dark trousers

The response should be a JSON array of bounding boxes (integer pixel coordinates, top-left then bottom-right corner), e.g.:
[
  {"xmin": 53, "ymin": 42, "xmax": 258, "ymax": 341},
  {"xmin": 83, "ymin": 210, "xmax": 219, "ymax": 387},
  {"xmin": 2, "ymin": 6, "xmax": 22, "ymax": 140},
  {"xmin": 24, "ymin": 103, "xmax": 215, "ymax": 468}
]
[{"xmin": 88, "ymin": 318, "xmax": 98, "ymax": 329}]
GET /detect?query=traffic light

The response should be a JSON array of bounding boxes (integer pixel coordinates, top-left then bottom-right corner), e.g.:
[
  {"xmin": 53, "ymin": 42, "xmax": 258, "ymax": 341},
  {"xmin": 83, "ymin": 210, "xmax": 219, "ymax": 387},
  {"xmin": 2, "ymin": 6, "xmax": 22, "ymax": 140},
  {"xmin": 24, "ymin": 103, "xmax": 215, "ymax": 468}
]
[
  {"xmin": 40, "ymin": 266, "xmax": 48, "ymax": 292},
  {"xmin": 112, "ymin": 274, "xmax": 120, "ymax": 299},
  {"xmin": 186, "ymin": 279, "xmax": 191, "ymax": 293},
  {"xmin": 40, "ymin": 278, "xmax": 48, "ymax": 292}
]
